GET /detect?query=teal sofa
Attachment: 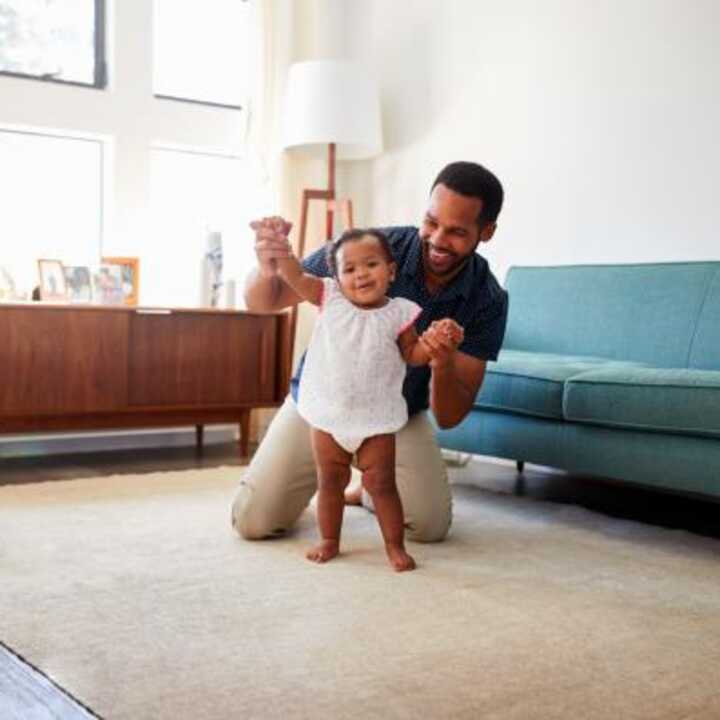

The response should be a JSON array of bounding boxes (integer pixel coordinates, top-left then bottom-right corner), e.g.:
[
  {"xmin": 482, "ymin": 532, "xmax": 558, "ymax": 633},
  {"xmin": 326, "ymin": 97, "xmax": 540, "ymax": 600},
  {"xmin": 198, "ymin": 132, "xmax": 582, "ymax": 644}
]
[{"xmin": 436, "ymin": 262, "xmax": 720, "ymax": 499}]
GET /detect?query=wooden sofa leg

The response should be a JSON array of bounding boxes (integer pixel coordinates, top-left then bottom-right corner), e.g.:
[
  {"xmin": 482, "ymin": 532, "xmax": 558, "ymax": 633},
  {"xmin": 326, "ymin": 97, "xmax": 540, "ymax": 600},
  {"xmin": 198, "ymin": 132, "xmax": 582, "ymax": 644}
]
[{"xmin": 513, "ymin": 461, "xmax": 526, "ymax": 496}]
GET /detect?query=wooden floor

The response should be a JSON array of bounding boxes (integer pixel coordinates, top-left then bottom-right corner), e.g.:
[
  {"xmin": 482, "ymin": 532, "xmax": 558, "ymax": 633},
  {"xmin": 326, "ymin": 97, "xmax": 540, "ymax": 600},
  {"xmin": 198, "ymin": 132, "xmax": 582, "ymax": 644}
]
[
  {"xmin": 1, "ymin": 441, "xmax": 719, "ymax": 718},
  {"xmin": 0, "ymin": 642, "xmax": 98, "ymax": 719},
  {"xmin": 0, "ymin": 441, "xmax": 249, "ymax": 485}
]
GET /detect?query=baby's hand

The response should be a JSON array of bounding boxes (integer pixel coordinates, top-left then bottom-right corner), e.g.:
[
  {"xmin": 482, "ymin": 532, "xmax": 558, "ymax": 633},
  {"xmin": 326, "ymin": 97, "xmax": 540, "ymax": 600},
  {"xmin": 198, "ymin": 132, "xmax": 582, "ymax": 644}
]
[
  {"xmin": 249, "ymin": 216, "xmax": 293, "ymax": 278},
  {"xmin": 432, "ymin": 319, "xmax": 464, "ymax": 348},
  {"xmin": 249, "ymin": 216, "xmax": 292, "ymax": 239},
  {"xmin": 419, "ymin": 319, "xmax": 464, "ymax": 369}
]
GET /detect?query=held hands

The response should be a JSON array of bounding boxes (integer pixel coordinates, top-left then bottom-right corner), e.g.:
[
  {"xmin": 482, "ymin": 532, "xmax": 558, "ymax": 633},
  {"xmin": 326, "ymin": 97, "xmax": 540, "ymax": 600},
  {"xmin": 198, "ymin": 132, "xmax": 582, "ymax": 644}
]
[
  {"xmin": 250, "ymin": 216, "xmax": 294, "ymax": 278},
  {"xmin": 420, "ymin": 319, "xmax": 464, "ymax": 369}
]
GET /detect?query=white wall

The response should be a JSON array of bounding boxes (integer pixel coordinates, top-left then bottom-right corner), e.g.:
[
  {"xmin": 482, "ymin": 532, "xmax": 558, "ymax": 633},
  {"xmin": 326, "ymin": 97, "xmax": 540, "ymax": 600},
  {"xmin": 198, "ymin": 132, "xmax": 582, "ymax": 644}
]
[{"xmin": 336, "ymin": 0, "xmax": 720, "ymax": 285}]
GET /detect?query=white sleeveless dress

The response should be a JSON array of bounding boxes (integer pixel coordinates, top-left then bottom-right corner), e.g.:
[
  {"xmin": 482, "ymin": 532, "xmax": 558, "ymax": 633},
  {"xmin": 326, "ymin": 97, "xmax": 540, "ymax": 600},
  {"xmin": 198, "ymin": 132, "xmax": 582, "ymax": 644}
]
[{"xmin": 297, "ymin": 277, "xmax": 422, "ymax": 453}]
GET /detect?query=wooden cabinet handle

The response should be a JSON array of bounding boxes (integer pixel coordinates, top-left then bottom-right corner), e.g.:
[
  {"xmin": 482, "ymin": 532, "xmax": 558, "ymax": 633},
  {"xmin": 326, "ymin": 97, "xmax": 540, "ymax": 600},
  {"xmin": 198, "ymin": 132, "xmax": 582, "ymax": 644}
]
[{"xmin": 135, "ymin": 309, "xmax": 173, "ymax": 315}]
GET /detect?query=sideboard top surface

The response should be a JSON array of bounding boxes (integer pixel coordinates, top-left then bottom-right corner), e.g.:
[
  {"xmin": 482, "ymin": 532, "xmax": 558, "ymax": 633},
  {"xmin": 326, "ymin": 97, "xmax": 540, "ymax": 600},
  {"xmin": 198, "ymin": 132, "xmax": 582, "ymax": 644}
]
[{"xmin": 0, "ymin": 302, "xmax": 287, "ymax": 318}]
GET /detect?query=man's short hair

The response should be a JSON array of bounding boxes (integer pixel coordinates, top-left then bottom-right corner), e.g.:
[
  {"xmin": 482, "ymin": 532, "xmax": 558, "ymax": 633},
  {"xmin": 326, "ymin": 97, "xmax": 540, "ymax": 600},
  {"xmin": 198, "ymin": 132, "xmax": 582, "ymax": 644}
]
[{"xmin": 432, "ymin": 161, "xmax": 504, "ymax": 227}]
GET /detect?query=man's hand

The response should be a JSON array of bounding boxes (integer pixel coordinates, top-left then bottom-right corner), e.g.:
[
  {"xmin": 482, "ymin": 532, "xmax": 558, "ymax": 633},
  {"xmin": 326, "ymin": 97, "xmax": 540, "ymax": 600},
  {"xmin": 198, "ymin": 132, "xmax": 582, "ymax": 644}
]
[
  {"xmin": 420, "ymin": 319, "xmax": 465, "ymax": 369},
  {"xmin": 422, "ymin": 318, "xmax": 486, "ymax": 429},
  {"xmin": 249, "ymin": 216, "xmax": 293, "ymax": 278}
]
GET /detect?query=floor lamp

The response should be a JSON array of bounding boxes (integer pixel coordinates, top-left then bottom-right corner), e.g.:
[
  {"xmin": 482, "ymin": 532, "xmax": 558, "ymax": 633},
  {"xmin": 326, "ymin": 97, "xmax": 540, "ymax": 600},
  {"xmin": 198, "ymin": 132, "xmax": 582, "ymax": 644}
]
[{"xmin": 281, "ymin": 59, "xmax": 383, "ymax": 366}]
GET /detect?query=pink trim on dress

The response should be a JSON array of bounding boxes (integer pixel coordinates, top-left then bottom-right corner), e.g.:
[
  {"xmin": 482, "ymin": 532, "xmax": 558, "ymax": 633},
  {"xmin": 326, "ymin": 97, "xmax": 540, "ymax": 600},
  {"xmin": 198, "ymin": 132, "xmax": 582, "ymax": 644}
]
[{"xmin": 397, "ymin": 309, "xmax": 422, "ymax": 337}]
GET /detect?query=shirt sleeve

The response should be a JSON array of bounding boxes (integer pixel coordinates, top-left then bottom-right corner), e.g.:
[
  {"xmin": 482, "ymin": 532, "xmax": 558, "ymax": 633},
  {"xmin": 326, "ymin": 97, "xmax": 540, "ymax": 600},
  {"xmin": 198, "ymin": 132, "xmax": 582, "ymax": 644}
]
[
  {"xmin": 459, "ymin": 290, "xmax": 509, "ymax": 362},
  {"xmin": 301, "ymin": 244, "xmax": 332, "ymax": 277},
  {"xmin": 394, "ymin": 298, "xmax": 423, "ymax": 336}
]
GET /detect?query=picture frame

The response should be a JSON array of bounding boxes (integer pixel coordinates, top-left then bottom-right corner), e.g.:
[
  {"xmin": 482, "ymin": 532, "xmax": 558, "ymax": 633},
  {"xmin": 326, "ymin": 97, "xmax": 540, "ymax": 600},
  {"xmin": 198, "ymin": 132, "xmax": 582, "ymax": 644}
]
[
  {"xmin": 92, "ymin": 263, "xmax": 125, "ymax": 305},
  {"xmin": 37, "ymin": 259, "xmax": 68, "ymax": 302},
  {"xmin": 0, "ymin": 265, "xmax": 17, "ymax": 301},
  {"xmin": 101, "ymin": 256, "xmax": 139, "ymax": 306},
  {"xmin": 63, "ymin": 266, "xmax": 93, "ymax": 303}
]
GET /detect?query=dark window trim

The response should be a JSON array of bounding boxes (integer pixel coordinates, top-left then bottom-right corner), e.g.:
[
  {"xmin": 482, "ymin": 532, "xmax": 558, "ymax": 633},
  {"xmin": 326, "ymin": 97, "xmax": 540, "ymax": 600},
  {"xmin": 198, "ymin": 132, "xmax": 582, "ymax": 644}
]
[
  {"xmin": 153, "ymin": 93, "xmax": 242, "ymax": 111},
  {"xmin": 0, "ymin": 0, "xmax": 107, "ymax": 89},
  {"xmin": 94, "ymin": 0, "xmax": 107, "ymax": 87}
]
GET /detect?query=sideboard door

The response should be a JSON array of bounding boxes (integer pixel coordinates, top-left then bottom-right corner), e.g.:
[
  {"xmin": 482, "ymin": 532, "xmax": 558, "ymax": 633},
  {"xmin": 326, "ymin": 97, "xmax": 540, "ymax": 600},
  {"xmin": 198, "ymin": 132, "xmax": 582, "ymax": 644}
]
[
  {"xmin": 0, "ymin": 307, "xmax": 128, "ymax": 415},
  {"xmin": 127, "ymin": 311, "xmax": 277, "ymax": 407}
]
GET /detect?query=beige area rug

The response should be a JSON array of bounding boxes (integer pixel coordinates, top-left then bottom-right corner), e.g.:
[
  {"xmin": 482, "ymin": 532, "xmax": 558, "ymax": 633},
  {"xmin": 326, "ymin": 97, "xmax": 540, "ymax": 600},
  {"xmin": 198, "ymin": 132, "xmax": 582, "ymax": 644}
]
[{"xmin": 2, "ymin": 468, "xmax": 720, "ymax": 720}]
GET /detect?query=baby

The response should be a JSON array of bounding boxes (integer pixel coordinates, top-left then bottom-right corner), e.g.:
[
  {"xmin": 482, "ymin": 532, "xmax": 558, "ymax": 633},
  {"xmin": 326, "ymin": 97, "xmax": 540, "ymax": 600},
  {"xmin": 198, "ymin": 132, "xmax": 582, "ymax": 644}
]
[{"xmin": 252, "ymin": 218, "xmax": 462, "ymax": 572}]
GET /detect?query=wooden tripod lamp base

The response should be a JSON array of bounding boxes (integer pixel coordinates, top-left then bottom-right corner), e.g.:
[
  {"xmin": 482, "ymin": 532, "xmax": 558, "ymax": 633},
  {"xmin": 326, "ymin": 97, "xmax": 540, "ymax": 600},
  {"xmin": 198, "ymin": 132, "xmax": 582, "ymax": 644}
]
[{"xmin": 284, "ymin": 143, "xmax": 357, "ymax": 376}]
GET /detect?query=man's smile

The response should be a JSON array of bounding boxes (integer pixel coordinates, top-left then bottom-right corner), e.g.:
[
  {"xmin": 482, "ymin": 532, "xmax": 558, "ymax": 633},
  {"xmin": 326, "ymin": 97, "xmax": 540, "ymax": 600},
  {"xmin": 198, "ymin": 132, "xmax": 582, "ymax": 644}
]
[{"xmin": 426, "ymin": 243, "xmax": 456, "ymax": 269}]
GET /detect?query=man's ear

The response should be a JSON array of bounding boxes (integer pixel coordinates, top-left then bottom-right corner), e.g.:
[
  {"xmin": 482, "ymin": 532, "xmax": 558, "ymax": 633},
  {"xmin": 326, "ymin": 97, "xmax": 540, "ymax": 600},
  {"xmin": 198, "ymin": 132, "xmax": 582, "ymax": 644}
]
[{"xmin": 479, "ymin": 222, "xmax": 497, "ymax": 243}]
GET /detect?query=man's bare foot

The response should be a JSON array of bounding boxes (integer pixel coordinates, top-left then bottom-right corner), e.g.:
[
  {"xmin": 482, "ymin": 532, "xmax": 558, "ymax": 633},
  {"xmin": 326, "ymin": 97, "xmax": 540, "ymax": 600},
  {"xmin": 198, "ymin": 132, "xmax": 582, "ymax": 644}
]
[
  {"xmin": 385, "ymin": 544, "xmax": 416, "ymax": 572},
  {"xmin": 344, "ymin": 484, "xmax": 363, "ymax": 506},
  {"xmin": 306, "ymin": 539, "xmax": 340, "ymax": 563}
]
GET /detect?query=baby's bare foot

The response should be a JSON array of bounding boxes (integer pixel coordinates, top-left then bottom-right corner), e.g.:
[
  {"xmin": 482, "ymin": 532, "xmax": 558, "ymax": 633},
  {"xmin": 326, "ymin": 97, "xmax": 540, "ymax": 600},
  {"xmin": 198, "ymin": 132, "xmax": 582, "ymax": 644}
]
[
  {"xmin": 306, "ymin": 539, "xmax": 340, "ymax": 563},
  {"xmin": 386, "ymin": 544, "xmax": 416, "ymax": 572},
  {"xmin": 344, "ymin": 484, "xmax": 363, "ymax": 506}
]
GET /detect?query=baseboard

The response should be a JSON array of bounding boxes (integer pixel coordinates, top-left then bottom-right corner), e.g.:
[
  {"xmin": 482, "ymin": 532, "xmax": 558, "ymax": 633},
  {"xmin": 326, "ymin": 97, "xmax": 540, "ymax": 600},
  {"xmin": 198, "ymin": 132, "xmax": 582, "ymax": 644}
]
[{"xmin": 0, "ymin": 426, "xmax": 237, "ymax": 459}]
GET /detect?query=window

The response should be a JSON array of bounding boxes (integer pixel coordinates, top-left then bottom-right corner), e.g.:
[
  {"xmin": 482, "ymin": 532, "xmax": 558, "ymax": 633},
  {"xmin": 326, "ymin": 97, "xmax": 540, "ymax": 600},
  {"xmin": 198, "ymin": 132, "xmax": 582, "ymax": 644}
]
[
  {"xmin": 153, "ymin": 0, "xmax": 250, "ymax": 108},
  {"xmin": 0, "ymin": 0, "xmax": 106, "ymax": 88},
  {"xmin": 0, "ymin": 128, "xmax": 104, "ymax": 297},
  {"xmin": 146, "ymin": 147, "xmax": 266, "ymax": 308}
]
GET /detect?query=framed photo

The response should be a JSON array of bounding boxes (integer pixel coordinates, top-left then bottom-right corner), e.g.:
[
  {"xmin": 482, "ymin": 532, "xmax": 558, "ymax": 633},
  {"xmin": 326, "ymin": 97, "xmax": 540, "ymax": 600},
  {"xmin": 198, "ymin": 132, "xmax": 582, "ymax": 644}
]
[
  {"xmin": 0, "ymin": 265, "xmax": 18, "ymax": 301},
  {"xmin": 37, "ymin": 259, "xmax": 68, "ymax": 301},
  {"xmin": 64, "ymin": 266, "xmax": 93, "ymax": 303},
  {"xmin": 102, "ymin": 256, "xmax": 139, "ymax": 306},
  {"xmin": 92, "ymin": 264, "xmax": 125, "ymax": 305}
]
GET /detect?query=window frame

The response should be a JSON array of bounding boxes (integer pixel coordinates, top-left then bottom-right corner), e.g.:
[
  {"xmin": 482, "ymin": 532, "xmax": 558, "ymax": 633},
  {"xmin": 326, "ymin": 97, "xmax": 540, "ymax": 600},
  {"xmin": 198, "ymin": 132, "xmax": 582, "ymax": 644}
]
[{"xmin": 0, "ymin": 0, "xmax": 107, "ymax": 89}]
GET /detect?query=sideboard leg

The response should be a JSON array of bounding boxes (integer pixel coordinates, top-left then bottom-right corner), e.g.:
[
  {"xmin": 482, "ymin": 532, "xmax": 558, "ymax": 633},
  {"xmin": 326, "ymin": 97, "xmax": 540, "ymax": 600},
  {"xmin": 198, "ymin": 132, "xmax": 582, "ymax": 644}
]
[
  {"xmin": 239, "ymin": 410, "xmax": 251, "ymax": 459},
  {"xmin": 195, "ymin": 424, "xmax": 204, "ymax": 454}
]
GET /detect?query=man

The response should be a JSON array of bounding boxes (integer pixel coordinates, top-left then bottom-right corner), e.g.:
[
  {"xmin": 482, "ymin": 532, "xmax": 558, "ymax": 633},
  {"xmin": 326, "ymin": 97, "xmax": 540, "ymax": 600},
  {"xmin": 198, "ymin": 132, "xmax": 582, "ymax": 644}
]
[{"xmin": 232, "ymin": 161, "xmax": 508, "ymax": 542}]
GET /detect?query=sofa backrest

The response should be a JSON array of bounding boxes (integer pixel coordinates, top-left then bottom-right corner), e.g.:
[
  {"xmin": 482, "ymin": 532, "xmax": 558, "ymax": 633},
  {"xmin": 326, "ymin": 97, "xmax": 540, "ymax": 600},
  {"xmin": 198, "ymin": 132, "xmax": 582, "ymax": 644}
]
[
  {"xmin": 503, "ymin": 262, "xmax": 720, "ymax": 369},
  {"xmin": 688, "ymin": 268, "xmax": 720, "ymax": 370}
]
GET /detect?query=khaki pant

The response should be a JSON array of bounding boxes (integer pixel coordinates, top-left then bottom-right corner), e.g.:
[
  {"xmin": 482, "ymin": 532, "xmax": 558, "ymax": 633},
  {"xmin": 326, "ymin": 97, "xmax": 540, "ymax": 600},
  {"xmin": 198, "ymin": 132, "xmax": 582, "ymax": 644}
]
[{"xmin": 231, "ymin": 396, "xmax": 452, "ymax": 542}]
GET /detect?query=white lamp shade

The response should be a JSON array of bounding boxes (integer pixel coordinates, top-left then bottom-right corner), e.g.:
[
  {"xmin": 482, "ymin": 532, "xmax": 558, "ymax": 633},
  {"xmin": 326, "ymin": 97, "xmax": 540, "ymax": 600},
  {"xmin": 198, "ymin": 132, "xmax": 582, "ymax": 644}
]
[{"xmin": 281, "ymin": 60, "xmax": 382, "ymax": 160}]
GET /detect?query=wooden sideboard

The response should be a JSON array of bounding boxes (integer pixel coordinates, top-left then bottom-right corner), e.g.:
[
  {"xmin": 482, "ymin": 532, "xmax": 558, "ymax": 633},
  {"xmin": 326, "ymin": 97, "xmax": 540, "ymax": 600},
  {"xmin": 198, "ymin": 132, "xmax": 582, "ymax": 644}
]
[{"xmin": 0, "ymin": 303, "xmax": 291, "ymax": 456}]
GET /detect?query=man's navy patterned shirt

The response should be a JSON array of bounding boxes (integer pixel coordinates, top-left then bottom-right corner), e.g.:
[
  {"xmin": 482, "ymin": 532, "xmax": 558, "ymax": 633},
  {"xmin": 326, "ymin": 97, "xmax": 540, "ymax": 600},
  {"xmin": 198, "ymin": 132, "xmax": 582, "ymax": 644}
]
[{"xmin": 290, "ymin": 225, "xmax": 509, "ymax": 417}]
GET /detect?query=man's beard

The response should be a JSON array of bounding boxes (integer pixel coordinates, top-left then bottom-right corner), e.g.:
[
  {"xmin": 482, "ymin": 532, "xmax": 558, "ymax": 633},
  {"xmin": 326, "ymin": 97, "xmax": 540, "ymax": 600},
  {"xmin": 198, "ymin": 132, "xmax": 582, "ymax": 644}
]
[{"xmin": 421, "ymin": 238, "xmax": 471, "ymax": 279}]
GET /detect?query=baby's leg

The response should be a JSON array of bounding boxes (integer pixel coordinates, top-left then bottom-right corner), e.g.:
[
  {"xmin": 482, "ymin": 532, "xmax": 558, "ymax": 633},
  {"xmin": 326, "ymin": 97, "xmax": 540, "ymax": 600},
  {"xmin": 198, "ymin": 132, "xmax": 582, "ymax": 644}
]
[
  {"xmin": 356, "ymin": 435, "xmax": 416, "ymax": 572},
  {"xmin": 307, "ymin": 428, "xmax": 353, "ymax": 563}
]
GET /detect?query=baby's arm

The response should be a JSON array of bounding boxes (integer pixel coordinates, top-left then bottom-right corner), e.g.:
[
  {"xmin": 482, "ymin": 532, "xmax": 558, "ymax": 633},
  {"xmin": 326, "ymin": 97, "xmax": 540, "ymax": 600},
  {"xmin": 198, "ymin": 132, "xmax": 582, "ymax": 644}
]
[
  {"xmin": 251, "ymin": 218, "xmax": 323, "ymax": 306},
  {"xmin": 398, "ymin": 325, "xmax": 431, "ymax": 366},
  {"xmin": 275, "ymin": 254, "xmax": 323, "ymax": 306},
  {"xmin": 398, "ymin": 318, "xmax": 465, "ymax": 366}
]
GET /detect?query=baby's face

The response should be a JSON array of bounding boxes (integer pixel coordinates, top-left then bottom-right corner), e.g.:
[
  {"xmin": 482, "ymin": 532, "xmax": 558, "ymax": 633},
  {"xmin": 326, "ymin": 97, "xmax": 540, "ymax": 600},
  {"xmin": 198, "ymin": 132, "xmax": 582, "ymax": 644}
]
[{"xmin": 336, "ymin": 236, "xmax": 396, "ymax": 308}]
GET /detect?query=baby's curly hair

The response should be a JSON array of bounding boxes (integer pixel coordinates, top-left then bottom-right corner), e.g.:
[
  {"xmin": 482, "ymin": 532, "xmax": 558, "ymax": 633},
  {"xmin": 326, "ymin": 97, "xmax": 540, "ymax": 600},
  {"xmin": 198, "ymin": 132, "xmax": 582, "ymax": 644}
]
[{"xmin": 326, "ymin": 228, "xmax": 394, "ymax": 277}]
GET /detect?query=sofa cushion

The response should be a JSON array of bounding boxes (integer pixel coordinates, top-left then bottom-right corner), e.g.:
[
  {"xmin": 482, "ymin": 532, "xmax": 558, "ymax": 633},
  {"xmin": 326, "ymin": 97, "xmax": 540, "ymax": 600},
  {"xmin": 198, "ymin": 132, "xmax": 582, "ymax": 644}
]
[
  {"xmin": 564, "ymin": 367, "xmax": 720, "ymax": 438},
  {"xmin": 476, "ymin": 350, "xmax": 647, "ymax": 420}
]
